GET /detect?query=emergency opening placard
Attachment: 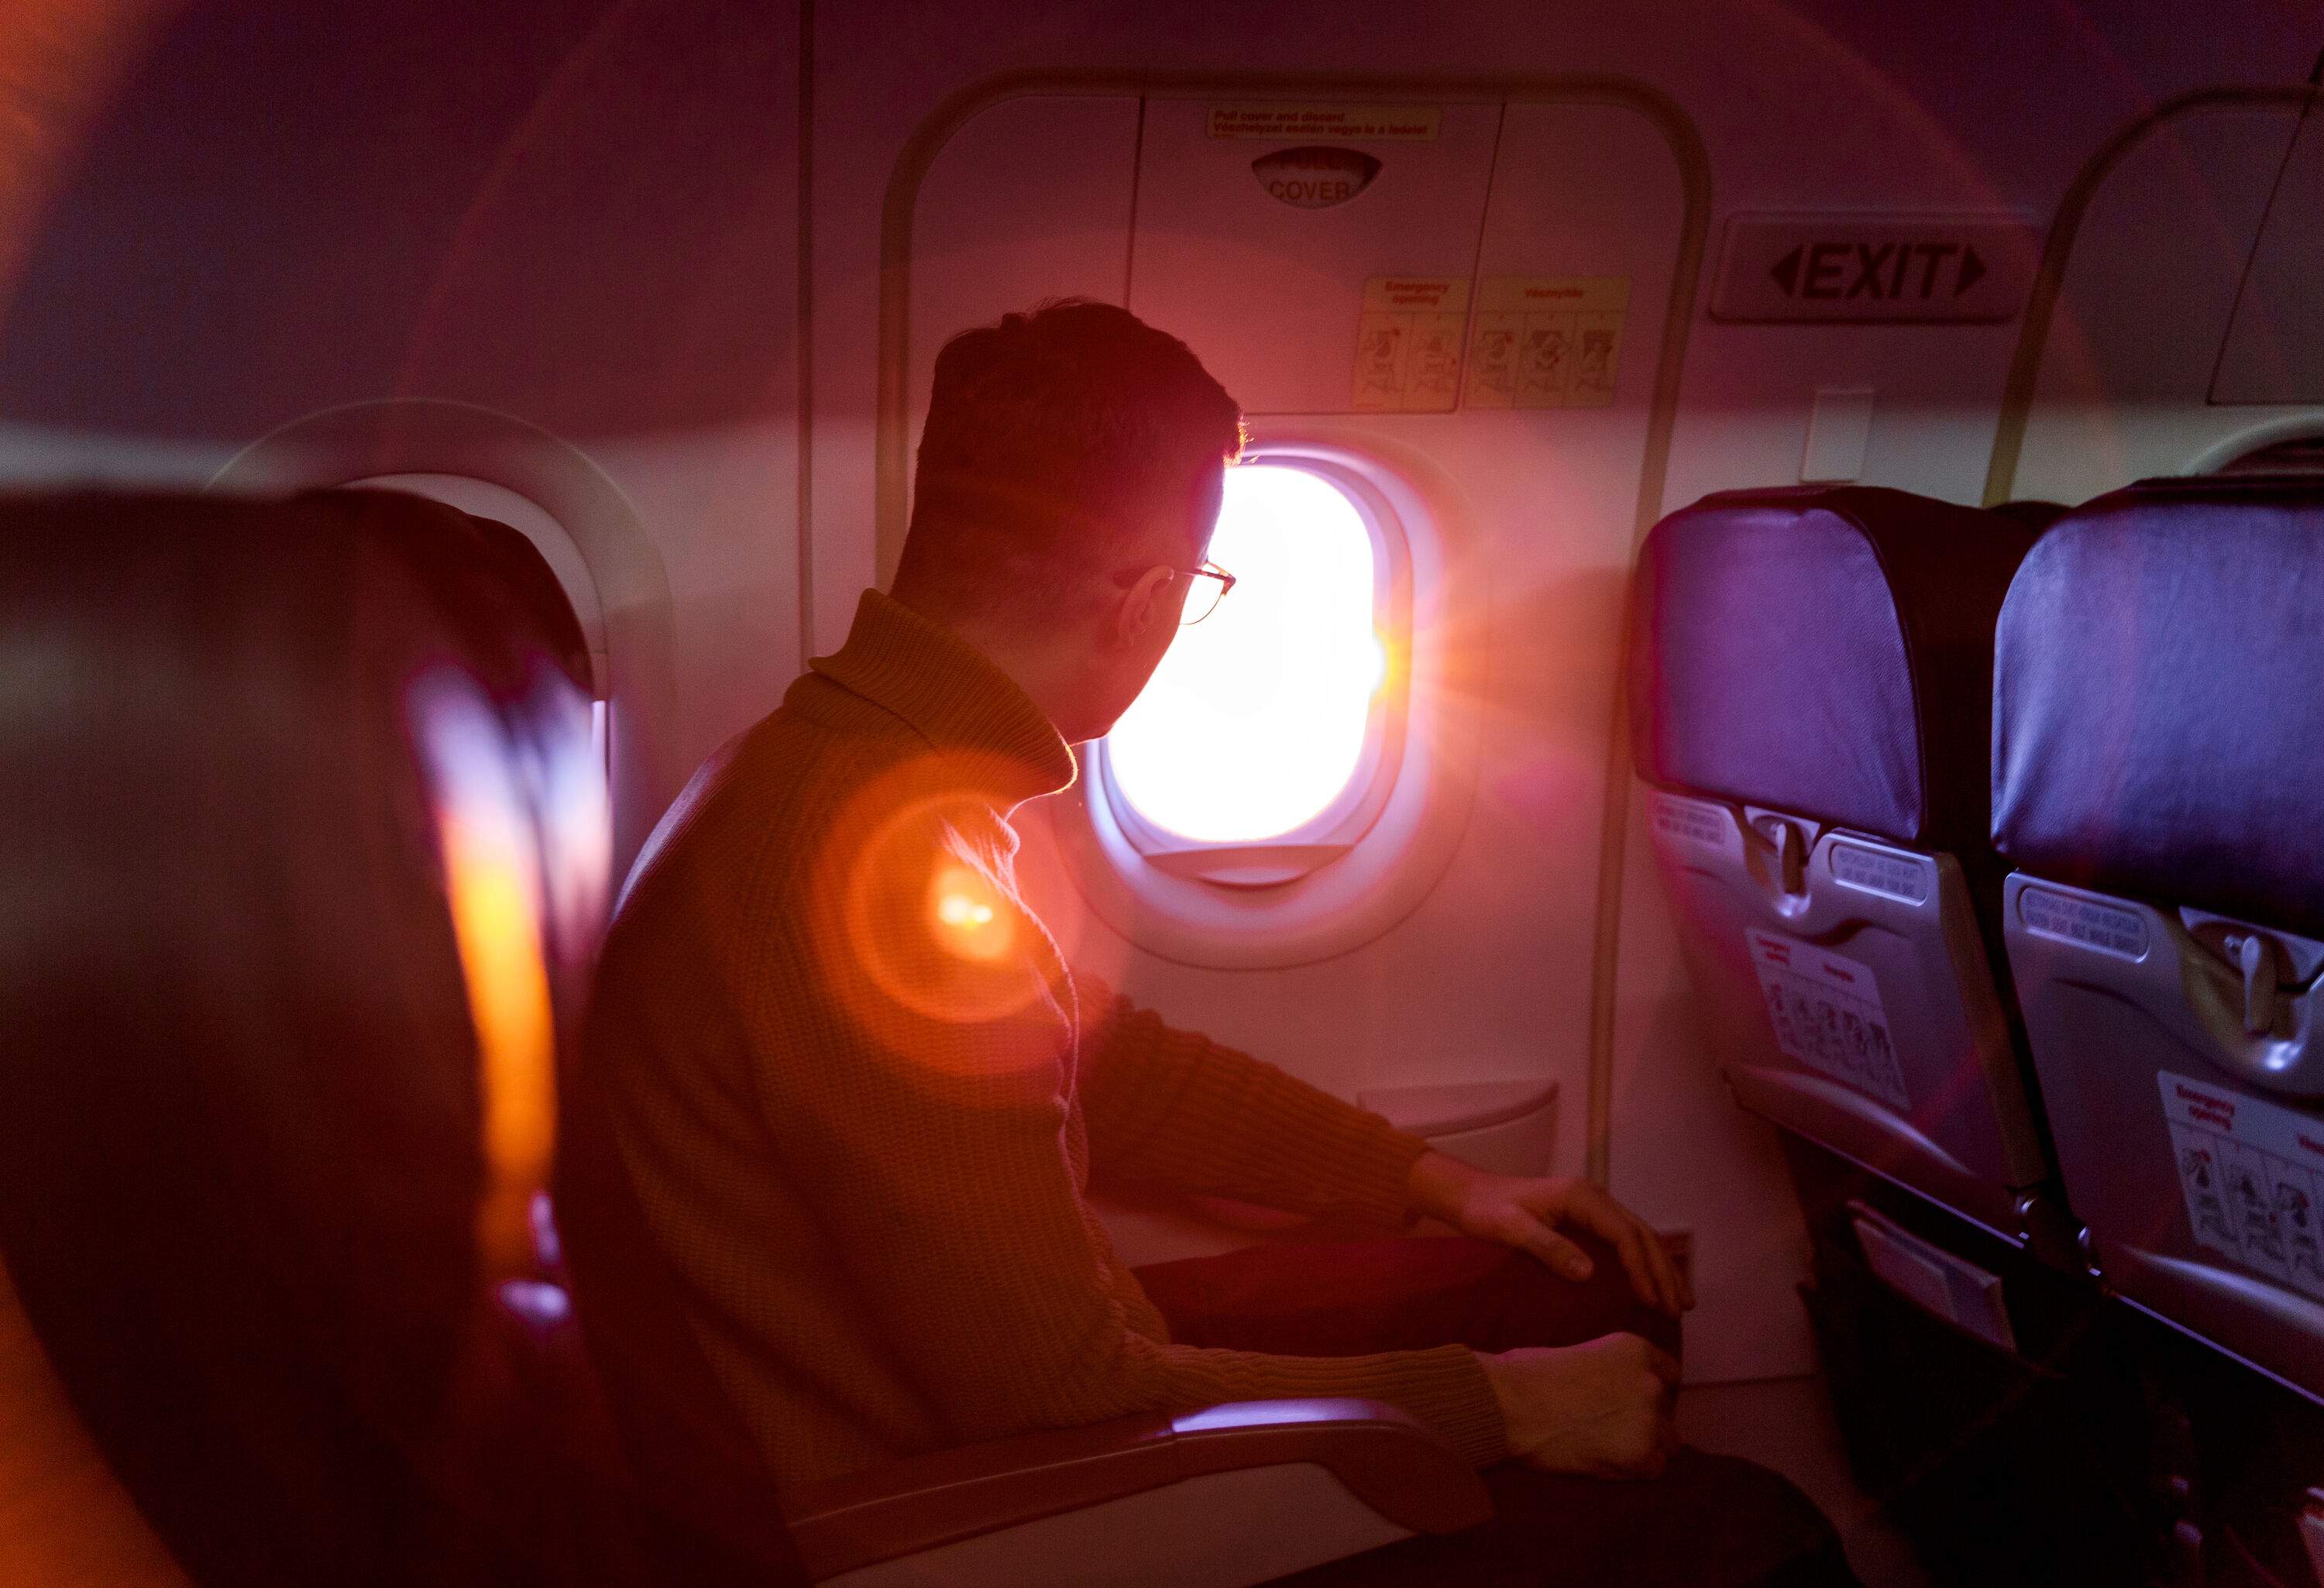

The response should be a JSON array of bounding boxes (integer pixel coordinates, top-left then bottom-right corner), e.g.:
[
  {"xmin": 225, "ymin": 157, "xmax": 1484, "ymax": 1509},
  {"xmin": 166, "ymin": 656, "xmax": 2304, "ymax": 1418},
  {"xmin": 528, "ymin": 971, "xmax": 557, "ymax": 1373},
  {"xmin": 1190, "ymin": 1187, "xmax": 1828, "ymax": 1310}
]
[{"xmin": 1353, "ymin": 277, "xmax": 1469, "ymax": 413}]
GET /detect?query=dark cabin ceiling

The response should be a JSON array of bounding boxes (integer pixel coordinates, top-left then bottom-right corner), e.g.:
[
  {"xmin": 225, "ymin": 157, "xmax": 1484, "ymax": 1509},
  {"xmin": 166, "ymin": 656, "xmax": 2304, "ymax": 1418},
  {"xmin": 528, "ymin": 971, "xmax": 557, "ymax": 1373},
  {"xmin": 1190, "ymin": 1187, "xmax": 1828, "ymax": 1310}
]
[{"xmin": 0, "ymin": 0, "xmax": 800, "ymax": 442}]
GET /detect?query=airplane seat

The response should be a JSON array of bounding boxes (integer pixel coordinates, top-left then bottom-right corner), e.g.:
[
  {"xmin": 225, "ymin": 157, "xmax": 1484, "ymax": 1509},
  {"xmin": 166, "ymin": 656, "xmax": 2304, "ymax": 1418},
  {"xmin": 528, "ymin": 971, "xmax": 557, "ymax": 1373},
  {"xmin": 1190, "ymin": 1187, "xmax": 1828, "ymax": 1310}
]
[
  {"xmin": 1992, "ymin": 475, "xmax": 2324, "ymax": 1408},
  {"xmin": 1631, "ymin": 485, "xmax": 2173, "ymax": 1588},
  {"xmin": 1629, "ymin": 484, "xmax": 2056, "ymax": 1246},
  {"xmin": 0, "ymin": 488, "xmax": 652, "ymax": 1587}
]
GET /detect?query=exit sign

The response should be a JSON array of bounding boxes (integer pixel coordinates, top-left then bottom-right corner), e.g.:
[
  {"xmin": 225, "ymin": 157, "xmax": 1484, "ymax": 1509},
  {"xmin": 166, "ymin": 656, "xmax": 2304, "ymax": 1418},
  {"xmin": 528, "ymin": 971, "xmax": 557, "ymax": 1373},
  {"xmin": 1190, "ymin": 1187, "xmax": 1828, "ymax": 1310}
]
[{"xmin": 1710, "ymin": 215, "xmax": 2039, "ymax": 323}]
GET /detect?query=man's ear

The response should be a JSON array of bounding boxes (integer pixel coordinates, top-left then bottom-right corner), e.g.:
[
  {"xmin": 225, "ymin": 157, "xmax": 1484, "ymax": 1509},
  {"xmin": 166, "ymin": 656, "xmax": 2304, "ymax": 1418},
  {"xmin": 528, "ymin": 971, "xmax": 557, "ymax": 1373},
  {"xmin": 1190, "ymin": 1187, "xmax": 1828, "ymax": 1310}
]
[{"xmin": 1114, "ymin": 565, "xmax": 1176, "ymax": 644}]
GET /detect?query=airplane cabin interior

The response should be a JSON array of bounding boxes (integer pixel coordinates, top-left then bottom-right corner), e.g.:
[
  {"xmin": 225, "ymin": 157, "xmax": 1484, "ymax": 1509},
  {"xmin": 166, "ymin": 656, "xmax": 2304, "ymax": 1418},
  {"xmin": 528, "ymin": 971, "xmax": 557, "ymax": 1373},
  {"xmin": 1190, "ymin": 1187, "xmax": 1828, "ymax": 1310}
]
[{"xmin": 5, "ymin": 3, "xmax": 2324, "ymax": 1586}]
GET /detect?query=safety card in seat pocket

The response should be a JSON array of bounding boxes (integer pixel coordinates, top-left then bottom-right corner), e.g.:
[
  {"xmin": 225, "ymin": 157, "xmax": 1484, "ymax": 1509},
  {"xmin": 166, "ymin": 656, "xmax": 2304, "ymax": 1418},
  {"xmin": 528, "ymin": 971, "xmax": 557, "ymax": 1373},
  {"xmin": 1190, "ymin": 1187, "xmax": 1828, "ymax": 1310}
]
[
  {"xmin": 2160, "ymin": 1071, "xmax": 2324, "ymax": 1298},
  {"xmin": 1746, "ymin": 929, "xmax": 1909, "ymax": 1110}
]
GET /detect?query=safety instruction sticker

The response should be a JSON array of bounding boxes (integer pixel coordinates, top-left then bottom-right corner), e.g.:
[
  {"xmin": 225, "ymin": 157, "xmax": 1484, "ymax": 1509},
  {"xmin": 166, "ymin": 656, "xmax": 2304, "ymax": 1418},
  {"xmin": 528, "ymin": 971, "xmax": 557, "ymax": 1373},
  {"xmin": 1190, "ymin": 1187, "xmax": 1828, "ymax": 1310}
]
[
  {"xmin": 1463, "ymin": 277, "xmax": 1629, "ymax": 409},
  {"xmin": 2160, "ymin": 1071, "xmax": 2324, "ymax": 1299},
  {"xmin": 1747, "ymin": 929, "xmax": 1910, "ymax": 1111},
  {"xmin": 1208, "ymin": 103, "xmax": 1441, "ymax": 142},
  {"xmin": 1353, "ymin": 277, "xmax": 1469, "ymax": 413},
  {"xmin": 1647, "ymin": 789, "xmax": 1731, "ymax": 851}
]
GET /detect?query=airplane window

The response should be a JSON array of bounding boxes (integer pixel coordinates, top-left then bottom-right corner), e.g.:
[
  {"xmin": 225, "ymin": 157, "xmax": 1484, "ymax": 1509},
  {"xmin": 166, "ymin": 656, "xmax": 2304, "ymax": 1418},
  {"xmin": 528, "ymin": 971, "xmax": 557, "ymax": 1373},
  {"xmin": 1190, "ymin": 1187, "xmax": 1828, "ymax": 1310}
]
[{"xmin": 1103, "ymin": 462, "xmax": 1390, "ymax": 848}]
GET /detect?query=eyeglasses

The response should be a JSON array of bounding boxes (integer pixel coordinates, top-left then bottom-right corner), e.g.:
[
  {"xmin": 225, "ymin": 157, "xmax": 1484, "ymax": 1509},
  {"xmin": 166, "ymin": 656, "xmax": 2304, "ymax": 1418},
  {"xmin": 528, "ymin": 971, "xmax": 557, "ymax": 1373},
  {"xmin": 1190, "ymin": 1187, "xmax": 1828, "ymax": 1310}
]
[
  {"xmin": 1116, "ymin": 561, "xmax": 1237, "ymax": 626},
  {"xmin": 1174, "ymin": 562, "xmax": 1236, "ymax": 625}
]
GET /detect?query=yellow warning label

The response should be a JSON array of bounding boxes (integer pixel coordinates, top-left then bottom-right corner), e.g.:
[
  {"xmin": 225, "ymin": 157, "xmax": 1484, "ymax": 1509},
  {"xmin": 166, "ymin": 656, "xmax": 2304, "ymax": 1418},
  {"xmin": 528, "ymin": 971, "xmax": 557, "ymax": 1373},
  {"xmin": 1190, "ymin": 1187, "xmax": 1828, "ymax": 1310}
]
[
  {"xmin": 1464, "ymin": 277, "xmax": 1631, "ymax": 410},
  {"xmin": 1353, "ymin": 276, "xmax": 1470, "ymax": 414},
  {"xmin": 1208, "ymin": 103, "xmax": 1442, "ymax": 142}
]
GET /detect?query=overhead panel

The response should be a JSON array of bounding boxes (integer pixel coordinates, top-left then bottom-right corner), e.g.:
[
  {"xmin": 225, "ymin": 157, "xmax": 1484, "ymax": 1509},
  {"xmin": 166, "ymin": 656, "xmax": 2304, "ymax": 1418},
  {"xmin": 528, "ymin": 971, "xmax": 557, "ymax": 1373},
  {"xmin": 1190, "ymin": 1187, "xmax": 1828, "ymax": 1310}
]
[
  {"xmin": 907, "ymin": 95, "xmax": 1143, "ymax": 463},
  {"xmin": 2213, "ymin": 105, "xmax": 2324, "ymax": 404},
  {"xmin": 1126, "ymin": 98, "xmax": 1501, "ymax": 414}
]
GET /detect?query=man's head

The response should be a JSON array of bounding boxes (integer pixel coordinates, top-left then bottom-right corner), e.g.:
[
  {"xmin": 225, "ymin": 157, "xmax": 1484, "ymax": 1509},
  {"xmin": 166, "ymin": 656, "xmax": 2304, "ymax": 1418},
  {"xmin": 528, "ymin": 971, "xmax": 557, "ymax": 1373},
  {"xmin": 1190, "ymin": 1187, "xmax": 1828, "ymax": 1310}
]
[{"xmin": 892, "ymin": 300, "xmax": 1243, "ymax": 744}]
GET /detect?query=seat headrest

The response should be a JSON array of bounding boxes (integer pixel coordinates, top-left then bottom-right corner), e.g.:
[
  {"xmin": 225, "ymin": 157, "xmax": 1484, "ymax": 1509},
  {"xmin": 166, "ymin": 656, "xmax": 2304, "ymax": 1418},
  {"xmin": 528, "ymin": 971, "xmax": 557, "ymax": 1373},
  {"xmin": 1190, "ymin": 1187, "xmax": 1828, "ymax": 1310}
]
[
  {"xmin": 1630, "ymin": 485, "xmax": 2042, "ymax": 849},
  {"xmin": 305, "ymin": 486, "xmax": 596, "ymax": 696},
  {"xmin": 0, "ymin": 489, "xmax": 607, "ymax": 1586},
  {"xmin": 1992, "ymin": 477, "xmax": 2324, "ymax": 940}
]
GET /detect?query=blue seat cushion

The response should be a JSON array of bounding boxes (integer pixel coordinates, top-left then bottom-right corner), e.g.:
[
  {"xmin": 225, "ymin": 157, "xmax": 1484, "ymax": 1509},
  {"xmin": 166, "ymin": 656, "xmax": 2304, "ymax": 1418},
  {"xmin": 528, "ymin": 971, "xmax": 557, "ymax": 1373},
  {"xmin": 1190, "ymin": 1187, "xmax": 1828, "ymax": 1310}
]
[
  {"xmin": 1631, "ymin": 485, "xmax": 2040, "ymax": 851},
  {"xmin": 1992, "ymin": 476, "xmax": 2324, "ymax": 940}
]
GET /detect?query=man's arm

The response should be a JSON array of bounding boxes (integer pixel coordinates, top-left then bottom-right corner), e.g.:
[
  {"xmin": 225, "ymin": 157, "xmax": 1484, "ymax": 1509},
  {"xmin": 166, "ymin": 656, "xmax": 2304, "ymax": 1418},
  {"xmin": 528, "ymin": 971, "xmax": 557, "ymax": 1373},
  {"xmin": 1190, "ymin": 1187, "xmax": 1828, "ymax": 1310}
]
[
  {"xmin": 745, "ymin": 825, "xmax": 1508, "ymax": 1466},
  {"xmin": 1075, "ymin": 978, "xmax": 1430, "ymax": 1225}
]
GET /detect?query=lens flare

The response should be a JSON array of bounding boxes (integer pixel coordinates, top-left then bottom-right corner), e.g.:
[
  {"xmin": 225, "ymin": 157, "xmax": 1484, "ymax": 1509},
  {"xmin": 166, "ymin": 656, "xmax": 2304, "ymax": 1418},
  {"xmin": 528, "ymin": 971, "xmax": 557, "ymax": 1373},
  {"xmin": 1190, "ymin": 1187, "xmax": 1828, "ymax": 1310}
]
[
  {"xmin": 806, "ymin": 752, "xmax": 1070, "ymax": 1076},
  {"xmin": 930, "ymin": 862, "xmax": 1011, "ymax": 959}
]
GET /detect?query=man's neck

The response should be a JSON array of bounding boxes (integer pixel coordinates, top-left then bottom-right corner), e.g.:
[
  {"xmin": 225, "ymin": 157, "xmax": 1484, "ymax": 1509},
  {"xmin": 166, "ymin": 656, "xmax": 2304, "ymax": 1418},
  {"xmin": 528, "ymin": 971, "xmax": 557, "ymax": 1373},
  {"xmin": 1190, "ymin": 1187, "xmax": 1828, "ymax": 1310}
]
[{"xmin": 885, "ymin": 586, "xmax": 1089, "ymax": 745}]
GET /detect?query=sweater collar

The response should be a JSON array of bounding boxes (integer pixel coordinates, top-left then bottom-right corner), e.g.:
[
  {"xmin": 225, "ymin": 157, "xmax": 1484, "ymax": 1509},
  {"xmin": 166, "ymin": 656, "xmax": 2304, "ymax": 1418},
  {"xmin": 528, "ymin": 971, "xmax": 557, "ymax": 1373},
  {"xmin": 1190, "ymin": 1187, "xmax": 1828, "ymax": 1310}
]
[{"xmin": 811, "ymin": 589, "xmax": 1078, "ymax": 807}]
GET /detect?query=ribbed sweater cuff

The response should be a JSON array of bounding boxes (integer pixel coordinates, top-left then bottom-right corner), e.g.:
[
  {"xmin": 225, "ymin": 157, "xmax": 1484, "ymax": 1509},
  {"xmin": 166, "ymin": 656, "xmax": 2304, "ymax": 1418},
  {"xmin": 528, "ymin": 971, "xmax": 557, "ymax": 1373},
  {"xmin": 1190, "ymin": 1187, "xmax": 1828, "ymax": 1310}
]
[{"xmin": 1395, "ymin": 1346, "xmax": 1511, "ymax": 1469}]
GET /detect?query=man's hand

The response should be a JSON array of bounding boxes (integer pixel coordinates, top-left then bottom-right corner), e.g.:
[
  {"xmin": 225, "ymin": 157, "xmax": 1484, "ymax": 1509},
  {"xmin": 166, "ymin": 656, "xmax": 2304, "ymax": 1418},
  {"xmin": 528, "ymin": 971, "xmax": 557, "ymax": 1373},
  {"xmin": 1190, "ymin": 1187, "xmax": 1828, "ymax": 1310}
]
[
  {"xmin": 1480, "ymin": 1335, "xmax": 1681, "ymax": 1479},
  {"xmin": 1406, "ymin": 1151, "xmax": 1693, "ymax": 1316}
]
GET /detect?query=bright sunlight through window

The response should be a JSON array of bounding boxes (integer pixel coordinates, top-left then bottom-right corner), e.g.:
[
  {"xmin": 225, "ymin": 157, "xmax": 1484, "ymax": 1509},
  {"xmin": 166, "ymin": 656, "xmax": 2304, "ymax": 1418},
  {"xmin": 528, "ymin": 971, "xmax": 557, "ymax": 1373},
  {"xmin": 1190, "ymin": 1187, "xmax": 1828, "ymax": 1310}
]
[{"xmin": 1105, "ymin": 464, "xmax": 1386, "ymax": 844}]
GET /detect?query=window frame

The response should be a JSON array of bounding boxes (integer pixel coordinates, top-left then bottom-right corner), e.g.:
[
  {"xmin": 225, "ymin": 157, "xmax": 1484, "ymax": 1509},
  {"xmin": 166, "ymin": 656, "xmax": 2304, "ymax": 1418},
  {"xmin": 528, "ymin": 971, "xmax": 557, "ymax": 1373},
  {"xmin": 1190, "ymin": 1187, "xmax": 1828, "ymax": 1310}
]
[
  {"xmin": 1092, "ymin": 452, "xmax": 1413, "ymax": 888},
  {"xmin": 1036, "ymin": 435, "xmax": 1481, "ymax": 971}
]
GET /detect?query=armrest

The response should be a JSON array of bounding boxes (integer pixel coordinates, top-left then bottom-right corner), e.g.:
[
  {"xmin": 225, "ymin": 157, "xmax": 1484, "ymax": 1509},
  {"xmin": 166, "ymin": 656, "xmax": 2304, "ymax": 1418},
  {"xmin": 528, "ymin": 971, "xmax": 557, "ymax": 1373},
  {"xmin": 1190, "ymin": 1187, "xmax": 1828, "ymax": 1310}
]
[{"xmin": 784, "ymin": 1397, "xmax": 1492, "ymax": 1581}]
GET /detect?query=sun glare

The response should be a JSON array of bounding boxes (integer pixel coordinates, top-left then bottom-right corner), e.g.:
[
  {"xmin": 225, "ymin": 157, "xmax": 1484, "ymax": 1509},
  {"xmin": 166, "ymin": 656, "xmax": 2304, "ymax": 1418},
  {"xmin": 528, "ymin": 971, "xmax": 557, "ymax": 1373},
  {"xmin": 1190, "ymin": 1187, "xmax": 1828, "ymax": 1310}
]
[{"xmin": 1106, "ymin": 464, "xmax": 1381, "ymax": 843}]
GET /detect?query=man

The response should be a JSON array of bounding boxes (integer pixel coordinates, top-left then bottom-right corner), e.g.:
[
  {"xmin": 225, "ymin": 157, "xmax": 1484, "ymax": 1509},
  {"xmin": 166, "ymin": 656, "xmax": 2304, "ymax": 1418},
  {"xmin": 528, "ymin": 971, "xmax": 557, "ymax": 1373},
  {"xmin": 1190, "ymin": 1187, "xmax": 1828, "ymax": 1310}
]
[{"xmin": 580, "ymin": 301, "xmax": 1852, "ymax": 1585}]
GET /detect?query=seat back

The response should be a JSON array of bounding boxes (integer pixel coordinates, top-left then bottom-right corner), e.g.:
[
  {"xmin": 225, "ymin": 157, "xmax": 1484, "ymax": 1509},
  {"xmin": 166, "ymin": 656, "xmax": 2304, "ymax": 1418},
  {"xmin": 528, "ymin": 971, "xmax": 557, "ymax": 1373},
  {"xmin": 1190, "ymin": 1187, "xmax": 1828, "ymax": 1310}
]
[
  {"xmin": 1630, "ymin": 486, "xmax": 2054, "ymax": 1240},
  {"xmin": 0, "ymin": 490, "xmax": 632, "ymax": 1584},
  {"xmin": 1992, "ymin": 476, "xmax": 2324, "ymax": 1401}
]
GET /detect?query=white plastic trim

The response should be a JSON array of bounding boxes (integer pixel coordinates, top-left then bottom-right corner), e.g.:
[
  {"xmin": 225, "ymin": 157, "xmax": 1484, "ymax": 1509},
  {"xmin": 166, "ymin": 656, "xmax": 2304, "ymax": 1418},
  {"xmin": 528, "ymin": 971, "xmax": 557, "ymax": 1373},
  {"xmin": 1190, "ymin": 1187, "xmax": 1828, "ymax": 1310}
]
[
  {"xmin": 1043, "ymin": 433, "xmax": 1483, "ymax": 969},
  {"xmin": 2186, "ymin": 413, "xmax": 2324, "ymax": 475}
]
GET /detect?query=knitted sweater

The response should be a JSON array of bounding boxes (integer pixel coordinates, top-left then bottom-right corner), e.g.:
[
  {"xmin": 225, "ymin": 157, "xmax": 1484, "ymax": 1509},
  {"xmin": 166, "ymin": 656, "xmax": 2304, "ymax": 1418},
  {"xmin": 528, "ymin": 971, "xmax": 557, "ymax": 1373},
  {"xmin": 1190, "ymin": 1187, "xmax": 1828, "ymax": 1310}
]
[{"xmin": 583, "ymin": 589, "xmax": 1507, "ymax": 1490}]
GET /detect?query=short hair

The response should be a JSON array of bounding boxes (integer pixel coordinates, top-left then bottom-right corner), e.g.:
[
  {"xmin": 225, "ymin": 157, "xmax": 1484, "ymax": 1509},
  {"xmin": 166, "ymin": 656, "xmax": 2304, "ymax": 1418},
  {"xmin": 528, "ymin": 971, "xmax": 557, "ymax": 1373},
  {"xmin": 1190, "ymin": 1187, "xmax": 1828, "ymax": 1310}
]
[{"xmin": 900, "ymin": 300, "xmax": 1243, "ymax": 604}]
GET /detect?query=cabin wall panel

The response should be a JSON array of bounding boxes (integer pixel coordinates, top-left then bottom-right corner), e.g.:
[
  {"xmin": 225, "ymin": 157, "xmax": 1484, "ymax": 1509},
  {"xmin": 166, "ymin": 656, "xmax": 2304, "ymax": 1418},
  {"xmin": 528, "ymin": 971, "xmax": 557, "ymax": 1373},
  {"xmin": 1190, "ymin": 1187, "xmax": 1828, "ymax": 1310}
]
[
  {"xmin": 583, "ymin": 426, "xmax": 806, "ymax": 785},
  {"xmin": 2216, "ymin": 104, "xmax": 2324, "ymax": 404},
  {"xmin": 903, "ymin": 95, "xmax": 1143, "ymax": 523},
  {"xmin": 2011, "ymin": 101, "xmax": 2309, "ymax": 501}
]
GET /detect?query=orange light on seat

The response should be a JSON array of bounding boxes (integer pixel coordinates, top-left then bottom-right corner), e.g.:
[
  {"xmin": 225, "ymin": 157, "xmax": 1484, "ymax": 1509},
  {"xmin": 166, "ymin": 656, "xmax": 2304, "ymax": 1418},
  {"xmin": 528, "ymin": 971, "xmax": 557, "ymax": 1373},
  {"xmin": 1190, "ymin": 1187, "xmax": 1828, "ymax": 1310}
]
[{"xmin": 411, "ymin": 672, "xmax": 557, "ymax": 1283}]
